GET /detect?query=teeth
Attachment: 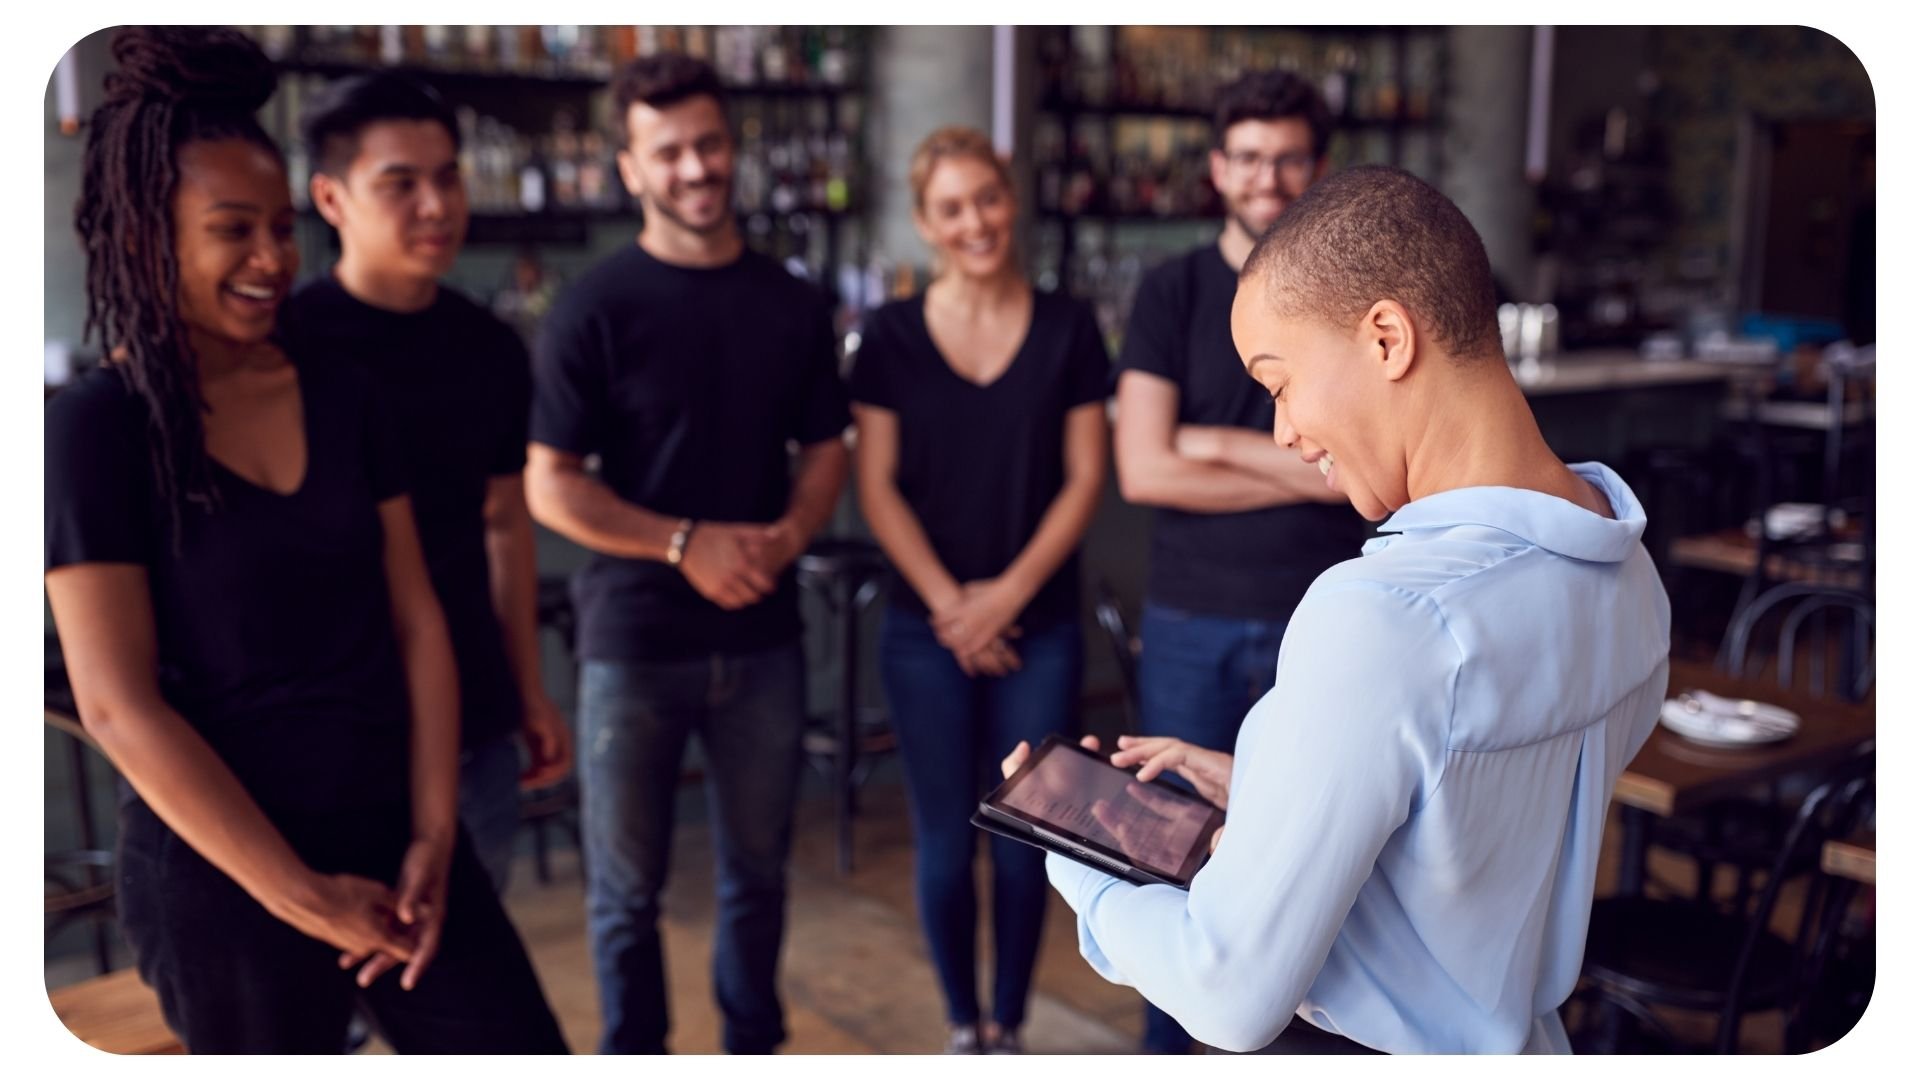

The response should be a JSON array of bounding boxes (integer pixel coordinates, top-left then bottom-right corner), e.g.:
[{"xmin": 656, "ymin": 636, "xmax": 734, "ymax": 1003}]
[
  {"xmin": 229, "ymin": 284, "xmax": 275, "ymax": 300},
  {"xmin": 1318, "ymin": 457, "xmax": 1333, "ymax": 477}
]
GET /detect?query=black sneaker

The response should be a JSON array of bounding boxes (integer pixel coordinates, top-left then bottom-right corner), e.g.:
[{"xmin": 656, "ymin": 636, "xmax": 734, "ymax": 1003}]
[
  {"xmin": 984, "ymin": 1027, "xmax": 1024, "ymax": 1054},
  {"xmin": 946, "ymin": 1024, "xmax": 982, "ymax": 1054}
]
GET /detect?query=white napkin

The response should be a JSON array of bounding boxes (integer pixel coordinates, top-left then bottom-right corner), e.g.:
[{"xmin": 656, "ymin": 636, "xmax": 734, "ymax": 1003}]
[{"xmin": 1659, "ymin": 690, "xmax": 1801, "ymax": 746}]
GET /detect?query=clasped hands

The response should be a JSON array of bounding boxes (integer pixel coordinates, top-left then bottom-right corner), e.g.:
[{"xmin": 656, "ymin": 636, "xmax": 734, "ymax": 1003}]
[
  {"xmin": 930, "ymin": 577, "xmax": 1027, "ymax": 678},
  {"xmin": 678, "ymin": 518, "xmax": 807, "ymax": 611},
  {"xmin": 274, "ymin": 833, "xmax": 452, "ymax": 993}
]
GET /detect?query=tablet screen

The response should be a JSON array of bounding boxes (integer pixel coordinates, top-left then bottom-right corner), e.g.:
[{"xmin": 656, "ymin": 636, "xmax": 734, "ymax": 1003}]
[{"xmin": 997, "ymin": 741, "xmax": 1218, "ymax": 878}]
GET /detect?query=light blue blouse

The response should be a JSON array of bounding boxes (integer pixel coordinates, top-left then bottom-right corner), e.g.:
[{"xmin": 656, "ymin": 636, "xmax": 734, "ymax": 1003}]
[{"xmin": 1047, "ymin": 462, "xmax": 1671, "ymax": 1053}]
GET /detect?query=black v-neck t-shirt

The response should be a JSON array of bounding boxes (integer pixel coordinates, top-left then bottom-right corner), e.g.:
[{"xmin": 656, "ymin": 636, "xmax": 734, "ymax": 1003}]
[
  {"xmin": 45, "ymin": 356, "xmax": 413, "ymax": 821},
  {"xmin": 1117, "ymin": 244, "xmax": 1367, "ymax": 620},
  {"xmin": 279, "ymin": 277, "xmax": 528, "ymax": 749},
  {"xmin": 530, "ymin": 245, "xmax": 852, "ymax": 662},
  {"xmin": 847, "ymin": 289, "xmax": 1110, "ymax": 630}
]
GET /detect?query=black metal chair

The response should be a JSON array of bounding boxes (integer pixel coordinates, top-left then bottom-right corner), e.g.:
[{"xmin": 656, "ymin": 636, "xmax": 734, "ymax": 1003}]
[
  {"xmin": 1091, "ymin": 578, "xmax": 1142, "ymax": 732},
  {"xmin": 45, "ymin": 634, "xmax": 119, "ymax": 976},
  {"xmin": 1577, "ymin": 750, "xmax": 1875, "ymax": 1053},
  {"xmin": 795, "ymin": 537, "xmax": 895, "ymax": 875},
  {"xmin": 1724, "ymin": 583, "xmax": 1874, "ymax": 703},
  {"xmin": 1645, "ymin": 584, "xmax": 1875, "ymax": 909},
  {"xmin": 1715, "ymin": 354, "xmax": 1874, "ymax": 667}
]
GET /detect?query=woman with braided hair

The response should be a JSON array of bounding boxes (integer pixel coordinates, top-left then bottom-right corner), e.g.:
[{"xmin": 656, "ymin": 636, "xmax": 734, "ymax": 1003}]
[{"xmin": 44, "ymin": 26, "xmax": 565, "ymax": 1053}]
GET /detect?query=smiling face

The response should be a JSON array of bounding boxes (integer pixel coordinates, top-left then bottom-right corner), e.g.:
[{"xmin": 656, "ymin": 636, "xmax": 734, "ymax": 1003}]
[
  {"xmin": 312, "ymin": 118, "xmax": 468, "ymax": 281},
  {"xmin": 1230, "ymin": 279, "xmax": 1412, "ymax": 522},
  {"xmin": 914, "ymin": 154, "xmax": 1017, "ymax": 280},
  {"xmin": 1209, "ymin": 117, "xmax": 1326, "ymax": 244},
  {"xmin": 617, "ymin": 93, "xmax": 735, "ymax": 236},
  {"xmin": 172, "ymin": 138, "xmax": 298, "ymax": 347}
]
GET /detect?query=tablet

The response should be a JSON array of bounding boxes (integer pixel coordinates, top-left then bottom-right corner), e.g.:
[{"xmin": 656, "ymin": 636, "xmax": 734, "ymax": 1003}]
[{"xmin": 974, "ymin": 734, "xmax": 1226, "ymax": 889}]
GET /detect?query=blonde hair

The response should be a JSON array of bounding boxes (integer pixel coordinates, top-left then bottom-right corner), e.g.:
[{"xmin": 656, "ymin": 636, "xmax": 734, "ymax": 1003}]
[{"xmin": 908, "ymin": 125, "xmax": 1014, "ymax": 213}]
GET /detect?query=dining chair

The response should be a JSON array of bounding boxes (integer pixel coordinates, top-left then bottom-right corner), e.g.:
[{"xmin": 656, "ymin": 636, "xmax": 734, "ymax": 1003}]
[{"xmin": 1576, "ymin": 750, "xmax": 1875, "ymax": 1053}]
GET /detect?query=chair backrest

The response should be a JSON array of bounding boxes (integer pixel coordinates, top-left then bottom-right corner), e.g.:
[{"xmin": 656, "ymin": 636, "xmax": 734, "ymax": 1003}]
[
  {"xmin": 1091, "ymin": 578, "xmax": 1141, "ymax": 730},
  {"xmin": 1717, "ymin": 749, "xmax": 1876, "ymax": 1052},
  {"xmin": 1722, "ymin": 583, "xmax": 1874, "ymax": 701}
]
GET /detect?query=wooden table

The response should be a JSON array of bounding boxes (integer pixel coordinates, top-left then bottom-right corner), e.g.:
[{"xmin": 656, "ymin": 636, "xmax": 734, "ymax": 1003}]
[
  {"xmin": 1610, "ymin": 659, "xmax": 1875, "ymax": 894},
  {"xmin": 1821, "ymin": 832, "xmax": 1876, "ymax": 885}
]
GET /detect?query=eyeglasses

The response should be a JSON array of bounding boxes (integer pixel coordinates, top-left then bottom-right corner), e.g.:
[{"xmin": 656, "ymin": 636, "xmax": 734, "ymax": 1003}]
[{"xmin": 1223, "ymin": 150, "xmax": 1319, "ymax": 178}]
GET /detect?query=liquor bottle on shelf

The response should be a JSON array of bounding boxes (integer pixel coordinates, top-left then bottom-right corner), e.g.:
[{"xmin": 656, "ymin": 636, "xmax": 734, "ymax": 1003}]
[
  {"xmin": 821, "ymin": 28, "xmax": 852, "ymax": 86},
  {"xmin": 825, "ymin": 128, "xmax": 852, "ymax": 212},
  {"xmin": 579, "ymin": 131, "xmax": 617, "ymax": 210},
  {"xmin": 462, "ymin": 25, "xmax": 492, "ymax": 69},
  {"xmin": 518, "ymin": 133, "xmax": 547, "ymax": 214},
  {"xmin": 422, "ymin": 26, "xmax": 454, "ymax": 67},
  {"xmin": 549, "ymin": 133, "xmax": 581, "ymax": 209},
  {"xmin": 760, "ymin": 27, "xmax": 790, "ymax": 85},
  {"xmin": 1322, "ymin": 44, "xmax": 1357, "ymax": 118},
  {"xmin": 685, "ymin": 26, "xmax": 713, "ymax": 62},
  {"xmin": 1405, "ymin": 34, "xmax": 1439, "ymax": 122}
]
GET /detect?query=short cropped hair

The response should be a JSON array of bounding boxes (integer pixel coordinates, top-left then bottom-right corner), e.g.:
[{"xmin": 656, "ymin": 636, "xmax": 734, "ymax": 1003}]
[
  {"xmin": 908, "ymin": 126, "xmax": 1014, "ymax": 212},
  {"xmin": 610, "ymin": 52, "xmax": 726, "ymax": 144},
  {"xmin": 1243, "ymin": 165, "xmax": 1502, "ymax": 360},
  {"xmin": 302, "ymin": 72, "xmax": 459, "ymax": 177},
  {"xmin": 1212, "ymin": 69, "xmax": 1332, "ymax": 158}
]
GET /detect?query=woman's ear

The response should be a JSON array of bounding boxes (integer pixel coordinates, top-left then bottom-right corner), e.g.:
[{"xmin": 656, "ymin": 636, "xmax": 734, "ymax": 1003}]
[{"xmin": 1365, "ymin": 300, "xmax": 1417, "ymax": 383}]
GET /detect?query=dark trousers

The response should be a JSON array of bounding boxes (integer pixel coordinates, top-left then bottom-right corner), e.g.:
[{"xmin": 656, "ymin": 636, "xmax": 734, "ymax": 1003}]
[
  {"xmin": 578, "ymin": 642, "xmax": 805, "ymax": 1055},
  {"xmin": 457, "ymin": 730, "xmax": 524, "ymax": 894},
  {"xmin": 1135, "ymin": 601, "xmax": 1290, "ymax": 1054},
  {"xmin": 879, "ymin": 610, "xmax": 1084, "ymax": 1031},
  {"xmin": 115, "ymin": 799, "xmax": 567, "ymax": 1054}
]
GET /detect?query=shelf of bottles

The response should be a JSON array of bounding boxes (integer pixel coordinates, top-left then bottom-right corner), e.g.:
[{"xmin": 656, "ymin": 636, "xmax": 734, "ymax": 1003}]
[
  {"xmin": 1029, "ymin": 26, "xmax": 1448, "ymax": 344},
  {"xmin": 245, "ymin": 25, "xmax": 871, "ymax": 290}
]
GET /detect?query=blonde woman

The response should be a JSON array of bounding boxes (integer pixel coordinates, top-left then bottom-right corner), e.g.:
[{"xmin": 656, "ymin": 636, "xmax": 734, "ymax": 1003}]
[{"xmin": 847, "ymin": 126, "xmax": 1110, "ymax": 1053}]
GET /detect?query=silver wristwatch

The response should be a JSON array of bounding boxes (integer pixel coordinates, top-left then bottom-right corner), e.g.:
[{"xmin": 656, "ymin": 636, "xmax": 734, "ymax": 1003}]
[{"xmin": 666, "ymin": 518, "xmax": 695, "ymax": 569}]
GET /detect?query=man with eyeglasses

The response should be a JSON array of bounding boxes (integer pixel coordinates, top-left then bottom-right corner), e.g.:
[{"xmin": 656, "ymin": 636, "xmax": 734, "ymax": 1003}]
[{"xmin": 1109, "ymin": 70, "xmax": 1366, "ymax": 1055}]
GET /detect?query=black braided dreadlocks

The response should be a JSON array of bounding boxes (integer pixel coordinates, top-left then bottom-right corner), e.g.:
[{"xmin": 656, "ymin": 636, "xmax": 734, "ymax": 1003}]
[{"xmin": 73, "ymin": 26, "xmax": 282, "ymax": 545}]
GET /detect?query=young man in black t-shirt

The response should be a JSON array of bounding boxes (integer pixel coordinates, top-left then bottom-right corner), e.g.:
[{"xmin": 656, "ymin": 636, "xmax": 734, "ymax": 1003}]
[
  {"xmin": 1110, "ymin": 70, "xmax": 1367, "ymax": 1054},
  {"xmin": 279, "ymin": 74, "xmax": 572, "ymax": 896},
  {"xmin": 525, "ymin": 54, "xmax": 850, "ymax": 1056}
]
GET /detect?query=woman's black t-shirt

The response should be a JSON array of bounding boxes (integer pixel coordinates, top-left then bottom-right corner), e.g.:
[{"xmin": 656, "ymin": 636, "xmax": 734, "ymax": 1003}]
[
  {"xmin": 44, "ymin": 354, "xmax": 413, "ymax": 822},
  {"xmin": 847, "ymin": 289, "xmax": 1110, "ymax": 630}
]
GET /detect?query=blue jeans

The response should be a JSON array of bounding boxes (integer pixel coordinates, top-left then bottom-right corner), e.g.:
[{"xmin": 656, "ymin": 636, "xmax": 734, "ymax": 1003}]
[
  {"xmin": 578, "ymin": 642, "xmax": 805, "ymax": 1055},
  {"xmin": 879, "ymin": 609, "xmax": 1084, "ymax": 1031},
  {"xmin": 458, "ymin": 731, "xmax": 524, "ymax": 895},
  {"xmin": 1135, "ymin": 601, "xmax": 1290, "ymax": 1053}
]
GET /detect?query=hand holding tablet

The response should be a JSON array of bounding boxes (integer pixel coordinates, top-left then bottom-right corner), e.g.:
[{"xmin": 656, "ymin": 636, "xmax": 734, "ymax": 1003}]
[{"xmin": 981, "ymin": 735, "xmax": 1228, "ymax": 889}]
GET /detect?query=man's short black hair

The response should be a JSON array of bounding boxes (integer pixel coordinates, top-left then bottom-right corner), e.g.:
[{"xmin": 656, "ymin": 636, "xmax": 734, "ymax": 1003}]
[
  {"xmin": 609, "ymin": 52, "xmax": 726, "ymax": 146},
  {"xmin": 1243, "ymin": 165, "xmax": 1503, "ymax": 361},
  {"xmin": 302, "ymin": 72, "xmax": 459, "ymax": 177},
  {"xmin": 1212, "ymin": 69, "xmax": 1332, "ymax": 159}
]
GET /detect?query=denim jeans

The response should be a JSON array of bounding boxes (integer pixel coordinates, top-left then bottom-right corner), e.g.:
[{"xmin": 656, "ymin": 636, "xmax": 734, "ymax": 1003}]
[
  {"xmin": 578, "ymin": 641, "xmax": 805, "ymax": 1055},
  {"xmin": 879, "ymin": 609, "xmax": 1084, "ymax": 1031},
  {"xmin": 1135, "ymin": 601, "xmax": 1290, "ymax": 1054},
  {"xmin": 458, "ymin": 731, "xmax": 524, "ymax": 895}
]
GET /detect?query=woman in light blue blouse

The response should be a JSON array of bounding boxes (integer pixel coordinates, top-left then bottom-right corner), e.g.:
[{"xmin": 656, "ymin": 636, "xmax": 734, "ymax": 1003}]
[{"xmin": 1004, "ymin": 166, "xmax": 1670, "ymax": 1054}]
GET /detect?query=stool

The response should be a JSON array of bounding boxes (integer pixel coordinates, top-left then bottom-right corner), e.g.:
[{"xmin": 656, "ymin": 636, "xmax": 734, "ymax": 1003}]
[
  {"xmin": 47, "ymin": 635, "xmax": 117, "ymax": 976},
  {"xmin": 795, "ymin": 538, "xmax": 894, "ymax": 875},
  {"xmin": 521, "ymin": 575, "xmax": 582, "ymax": 885},
  {"xmin": 48, "ymin": 969, "xmax": 182, "ymax": 1054}
]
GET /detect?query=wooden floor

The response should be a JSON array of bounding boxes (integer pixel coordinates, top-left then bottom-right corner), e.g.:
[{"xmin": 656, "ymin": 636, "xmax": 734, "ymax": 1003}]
[
  {"xmin": 48, "ymin": 773, "xmax": 1821, "ymax": 1055},
  {"xmin": 420, "ymin": 778, "xmax": 1818, "ymax": 1055},
  {"xmin": 483, "ymin": 779, "xmax": 1144, "ymax": 1055}
]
